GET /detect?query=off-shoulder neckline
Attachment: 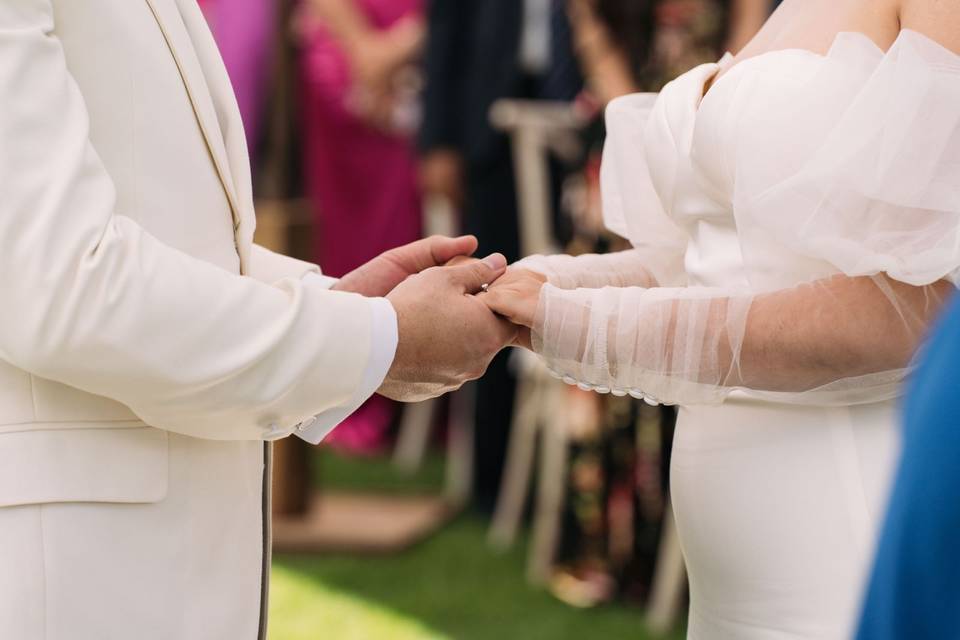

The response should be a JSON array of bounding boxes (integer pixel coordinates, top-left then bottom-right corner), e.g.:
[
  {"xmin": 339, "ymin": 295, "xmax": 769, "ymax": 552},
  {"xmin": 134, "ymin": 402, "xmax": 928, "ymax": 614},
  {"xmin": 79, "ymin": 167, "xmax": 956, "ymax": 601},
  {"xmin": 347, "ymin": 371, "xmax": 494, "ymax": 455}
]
[{"xmin": 698, "ymin": 28, "xmax": 958, "ymax": 113}]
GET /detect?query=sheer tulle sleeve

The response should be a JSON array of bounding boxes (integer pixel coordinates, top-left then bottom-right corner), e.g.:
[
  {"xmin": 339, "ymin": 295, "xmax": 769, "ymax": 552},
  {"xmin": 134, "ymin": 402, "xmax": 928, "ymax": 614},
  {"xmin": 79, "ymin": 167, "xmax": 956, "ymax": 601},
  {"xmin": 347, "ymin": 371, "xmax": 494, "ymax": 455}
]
[
  {"xmin": 533, "ymin": 276, "xmax": 949, "ymax": 405},
  {"xmin": 531, "ymin": 31, "xmax": 960, "ymax": 406}
]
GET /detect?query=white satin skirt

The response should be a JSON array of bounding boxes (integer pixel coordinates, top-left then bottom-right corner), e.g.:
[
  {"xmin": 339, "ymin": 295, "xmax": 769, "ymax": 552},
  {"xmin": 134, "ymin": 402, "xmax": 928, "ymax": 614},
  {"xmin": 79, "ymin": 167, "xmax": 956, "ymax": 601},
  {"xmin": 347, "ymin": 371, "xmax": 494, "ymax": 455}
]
[{"xmin": 671, "ymin": 396, "xmax": 899, "ymax": 639}]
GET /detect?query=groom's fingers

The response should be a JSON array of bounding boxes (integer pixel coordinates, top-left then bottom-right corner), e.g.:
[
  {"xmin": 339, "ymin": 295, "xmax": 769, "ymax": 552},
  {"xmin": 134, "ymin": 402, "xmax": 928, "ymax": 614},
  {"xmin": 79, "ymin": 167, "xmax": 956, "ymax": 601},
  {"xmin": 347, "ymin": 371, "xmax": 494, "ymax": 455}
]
[
  {"xmin": 491, "ymin": 315, "xmax": 520, "ymax": 349},
  {"xmin": 428, "ymin": 235, "xmax": 478, "ymax": 267},
  {"xmin": 446, "ymin": 253, "xmax": 507, "ymax": 294},
  {"xmin": 388, "ymin": 235, "xmax": 478, "ymax": 274}
]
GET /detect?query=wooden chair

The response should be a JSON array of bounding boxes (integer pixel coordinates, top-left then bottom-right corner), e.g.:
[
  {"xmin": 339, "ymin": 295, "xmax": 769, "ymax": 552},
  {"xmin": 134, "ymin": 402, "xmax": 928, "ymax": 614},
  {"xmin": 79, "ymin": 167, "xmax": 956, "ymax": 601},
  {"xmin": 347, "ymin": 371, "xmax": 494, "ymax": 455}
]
[{"xmin": 485, "ymin": 99, "xmax": 583, "ymax": 586}]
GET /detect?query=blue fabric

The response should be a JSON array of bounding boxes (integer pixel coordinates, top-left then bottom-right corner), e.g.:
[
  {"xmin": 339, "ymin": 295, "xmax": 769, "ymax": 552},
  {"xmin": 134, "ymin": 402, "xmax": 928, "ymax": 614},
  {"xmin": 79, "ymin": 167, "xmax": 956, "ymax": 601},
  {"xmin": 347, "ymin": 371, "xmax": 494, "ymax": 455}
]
[{"xmin": 857, "ymin": 292, "xmax": 960, "ymax": 639}]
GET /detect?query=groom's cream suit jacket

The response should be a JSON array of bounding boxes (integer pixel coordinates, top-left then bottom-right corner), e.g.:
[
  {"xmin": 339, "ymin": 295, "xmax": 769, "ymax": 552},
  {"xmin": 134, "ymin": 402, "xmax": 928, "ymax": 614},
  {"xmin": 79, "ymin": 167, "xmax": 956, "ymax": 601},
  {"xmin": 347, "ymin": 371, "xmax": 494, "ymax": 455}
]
[{"xmin": 0, "ymin": 1, "xmax": 395, "ymax": 639}]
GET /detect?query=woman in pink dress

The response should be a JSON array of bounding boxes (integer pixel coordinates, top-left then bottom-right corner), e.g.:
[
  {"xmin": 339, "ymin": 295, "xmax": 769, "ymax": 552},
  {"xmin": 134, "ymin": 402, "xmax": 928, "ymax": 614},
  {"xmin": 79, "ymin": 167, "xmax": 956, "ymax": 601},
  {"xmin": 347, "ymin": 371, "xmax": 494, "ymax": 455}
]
[{"xmin": 298, "ymin": 0, "xmax": 424, "ymax": 452}]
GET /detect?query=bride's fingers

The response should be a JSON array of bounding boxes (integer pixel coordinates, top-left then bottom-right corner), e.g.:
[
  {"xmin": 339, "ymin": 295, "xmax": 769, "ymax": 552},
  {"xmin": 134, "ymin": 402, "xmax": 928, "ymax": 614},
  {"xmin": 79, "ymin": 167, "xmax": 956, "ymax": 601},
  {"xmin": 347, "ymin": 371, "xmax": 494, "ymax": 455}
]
[
  {"xmin": 481, "ymin": 287, "xmax": 536, "ymax": 327},
  {"xmin": 479, "ymin": 287, "xmax": 512, "ymax": 318}
]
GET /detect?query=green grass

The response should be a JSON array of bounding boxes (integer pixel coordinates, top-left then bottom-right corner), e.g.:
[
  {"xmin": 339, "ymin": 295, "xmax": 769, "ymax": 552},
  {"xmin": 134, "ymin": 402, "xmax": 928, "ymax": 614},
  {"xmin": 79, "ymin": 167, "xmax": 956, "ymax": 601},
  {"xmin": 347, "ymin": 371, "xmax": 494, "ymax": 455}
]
[
  {"xmin": 268, "ymin": 451, "xmax": 680, "ymax": 640},
  {"xmin": 269, "ymin": 563, "xmax": 446, "ymax": 640},
  {"xmin": 310, "ymin": 448, "xmax": 446, "ymax": 495}
]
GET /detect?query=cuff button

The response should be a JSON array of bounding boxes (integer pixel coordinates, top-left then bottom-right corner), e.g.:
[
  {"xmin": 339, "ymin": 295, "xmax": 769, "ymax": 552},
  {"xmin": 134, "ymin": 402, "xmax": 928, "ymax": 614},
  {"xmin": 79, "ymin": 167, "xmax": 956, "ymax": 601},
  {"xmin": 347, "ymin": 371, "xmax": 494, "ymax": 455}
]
[{"xmin": 296, "ymin": 416, "xmax": 318, "ymax": 432}]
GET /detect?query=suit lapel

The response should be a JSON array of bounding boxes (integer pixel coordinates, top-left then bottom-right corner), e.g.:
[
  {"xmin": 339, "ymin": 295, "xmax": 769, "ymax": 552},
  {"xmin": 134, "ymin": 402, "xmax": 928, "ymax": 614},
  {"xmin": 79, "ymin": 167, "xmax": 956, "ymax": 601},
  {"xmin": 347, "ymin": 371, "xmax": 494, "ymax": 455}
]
[
  {"xmin": 173, "ymin": 0, "xmax": 257, "ymax": 229},
  {"xmin": 143, "ymin": 0, "xmax": 245, "ymax": 239}
]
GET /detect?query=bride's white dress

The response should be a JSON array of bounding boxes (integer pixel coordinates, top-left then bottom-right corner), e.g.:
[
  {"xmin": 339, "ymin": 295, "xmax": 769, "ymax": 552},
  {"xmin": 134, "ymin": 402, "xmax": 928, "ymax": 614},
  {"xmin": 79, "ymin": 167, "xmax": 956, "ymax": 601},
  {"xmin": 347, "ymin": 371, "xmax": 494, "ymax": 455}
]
[{"xmin": 520, "ymin": 30, "xmax": 960, "ymax": 638}]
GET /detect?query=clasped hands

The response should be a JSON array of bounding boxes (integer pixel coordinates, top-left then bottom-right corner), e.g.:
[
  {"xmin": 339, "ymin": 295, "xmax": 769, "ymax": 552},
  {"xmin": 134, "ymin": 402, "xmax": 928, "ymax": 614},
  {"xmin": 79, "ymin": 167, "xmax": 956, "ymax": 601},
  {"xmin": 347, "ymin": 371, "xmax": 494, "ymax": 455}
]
[{"xmin": 331, "ymin": 235, "xmax": 545, "ymax": 402}]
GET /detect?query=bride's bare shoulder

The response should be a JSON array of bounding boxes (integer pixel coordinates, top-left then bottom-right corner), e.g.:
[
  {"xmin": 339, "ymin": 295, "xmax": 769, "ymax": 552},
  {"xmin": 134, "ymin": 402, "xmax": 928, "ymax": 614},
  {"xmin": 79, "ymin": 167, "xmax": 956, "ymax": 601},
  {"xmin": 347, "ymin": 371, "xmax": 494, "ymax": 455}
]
[
  {"xmin": 900, "ymin": 0, "xmax": 960, "ymax": 53},
  {"xmin": 740, "ymin": 0, "xmax": 900, "ymax": 57}
]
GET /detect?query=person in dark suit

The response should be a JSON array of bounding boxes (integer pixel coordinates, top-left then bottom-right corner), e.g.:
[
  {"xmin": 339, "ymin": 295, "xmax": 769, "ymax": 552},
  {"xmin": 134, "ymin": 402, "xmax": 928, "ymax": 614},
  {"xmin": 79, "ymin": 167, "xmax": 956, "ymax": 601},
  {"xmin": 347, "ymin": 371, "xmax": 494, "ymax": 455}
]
[{"xmin": 418, "ymin": 0, "xmax": 581, "ymax": 510}]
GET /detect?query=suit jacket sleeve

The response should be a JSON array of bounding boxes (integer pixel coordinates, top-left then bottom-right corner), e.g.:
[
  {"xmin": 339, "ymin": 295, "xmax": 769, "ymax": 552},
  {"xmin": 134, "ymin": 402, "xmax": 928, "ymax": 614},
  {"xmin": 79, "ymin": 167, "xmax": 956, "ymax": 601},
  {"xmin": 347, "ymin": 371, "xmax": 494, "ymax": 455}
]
[
  {"xmin": 248, "ymin": 243, "xmax": 337, "ymax": 289},
  {"xmin": 0, "ymin": 2, "xmax": 387, "ymax": 441}
]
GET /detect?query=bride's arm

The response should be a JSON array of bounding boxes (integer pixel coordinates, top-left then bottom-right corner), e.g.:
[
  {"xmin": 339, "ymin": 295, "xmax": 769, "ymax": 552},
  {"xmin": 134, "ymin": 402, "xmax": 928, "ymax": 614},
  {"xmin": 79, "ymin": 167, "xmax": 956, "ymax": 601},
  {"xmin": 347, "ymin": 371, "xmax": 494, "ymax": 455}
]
[
  {"xmin": 484, "ymin": 272, "xmax": 953, "ymax": 404},
  {"xmin": 901, "ymin": 0, "xmax": 960, "ymax": 55}
]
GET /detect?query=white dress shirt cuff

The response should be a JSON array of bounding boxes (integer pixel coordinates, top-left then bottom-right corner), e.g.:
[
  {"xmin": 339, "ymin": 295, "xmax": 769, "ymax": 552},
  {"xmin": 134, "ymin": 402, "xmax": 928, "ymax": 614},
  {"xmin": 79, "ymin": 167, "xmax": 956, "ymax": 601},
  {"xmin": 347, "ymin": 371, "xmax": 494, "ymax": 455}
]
[{"xmin": 293, "ymin": 274, "xmax": 398, "ymax": 444}]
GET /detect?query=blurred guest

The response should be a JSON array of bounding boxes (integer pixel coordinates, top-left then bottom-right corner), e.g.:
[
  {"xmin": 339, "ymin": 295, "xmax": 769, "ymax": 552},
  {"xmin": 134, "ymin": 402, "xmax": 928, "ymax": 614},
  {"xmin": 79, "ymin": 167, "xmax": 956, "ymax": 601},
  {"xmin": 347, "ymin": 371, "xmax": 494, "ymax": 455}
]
[
  {"xmin": 297, "ymin": 0, "xmax": 425, "ymax": 453},
  {"xmin": 551, "ymin": 396, "xmax": 674, "ymax": 608},
  {"xmin": 419, "ymin": 0, "xmax": 582, "ymax": 510},
  {"xmin": 420, "ymin": 0, "xmax": 582, "ymax": 265},
  {"xmin": 645, "ymin": 0, "xmax": 729, "ymax": 87},
  {"xmin": 567, "ymin": 0, "xmax": 656, "ymax": 105},
  {"xmin": 568, "ymin": 0, "xmax": 770, "ymax": 107},
  {"xmin": 198, "ymin": 0, "xmax": 277, "ymax": 156},
  {"xmin": 644, "ymin": 0, "xmax": 724, "ymax": 85},
  {"xmin": 857, "ymin": 293, "xmax": 960, "ymax": 640}
]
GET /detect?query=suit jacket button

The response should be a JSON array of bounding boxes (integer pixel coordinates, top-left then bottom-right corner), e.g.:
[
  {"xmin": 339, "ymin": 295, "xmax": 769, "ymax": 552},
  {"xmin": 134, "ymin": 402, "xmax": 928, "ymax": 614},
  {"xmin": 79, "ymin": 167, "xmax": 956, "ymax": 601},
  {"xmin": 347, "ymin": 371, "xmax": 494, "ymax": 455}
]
[{"xmin": 296, "ymin": 416, "xmax": 318, "ymax": 432}]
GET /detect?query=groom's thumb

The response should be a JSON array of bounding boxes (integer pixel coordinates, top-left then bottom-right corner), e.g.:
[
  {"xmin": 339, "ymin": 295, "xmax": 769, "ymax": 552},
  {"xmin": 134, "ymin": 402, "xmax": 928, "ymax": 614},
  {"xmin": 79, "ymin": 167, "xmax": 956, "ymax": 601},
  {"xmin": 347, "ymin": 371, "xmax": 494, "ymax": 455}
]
[
  {"xmin": 448, "ymin": 253, "xmax": 507, "ymax": 293},
  {"xmin": 430, "ymin": 235, "xmax": 478, "ymax": 265}
]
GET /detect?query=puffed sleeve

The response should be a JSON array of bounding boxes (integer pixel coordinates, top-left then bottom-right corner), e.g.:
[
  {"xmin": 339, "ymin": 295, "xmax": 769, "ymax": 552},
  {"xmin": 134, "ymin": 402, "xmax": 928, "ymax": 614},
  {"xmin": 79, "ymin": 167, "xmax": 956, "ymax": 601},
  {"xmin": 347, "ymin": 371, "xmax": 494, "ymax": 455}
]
[
  {"xmin": 530, "ymin": 32, "xmax": 959, "ymax": 406},
  {"xmin": 733, "ymin": 30, "xmax": 960, "ymax": 288}
]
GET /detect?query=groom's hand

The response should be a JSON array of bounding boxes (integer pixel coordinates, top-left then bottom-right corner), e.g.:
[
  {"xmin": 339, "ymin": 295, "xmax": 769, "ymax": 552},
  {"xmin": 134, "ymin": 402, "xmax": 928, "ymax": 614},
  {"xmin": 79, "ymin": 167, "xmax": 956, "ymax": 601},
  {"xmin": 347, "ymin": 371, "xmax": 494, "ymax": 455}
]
[
  {"xmin": 378, "ymin": 254, "xmax": 517, "ymax": 402},
  {"xmin": 332, "ymin": 235, "xmax": 479, "ymax": 297}
]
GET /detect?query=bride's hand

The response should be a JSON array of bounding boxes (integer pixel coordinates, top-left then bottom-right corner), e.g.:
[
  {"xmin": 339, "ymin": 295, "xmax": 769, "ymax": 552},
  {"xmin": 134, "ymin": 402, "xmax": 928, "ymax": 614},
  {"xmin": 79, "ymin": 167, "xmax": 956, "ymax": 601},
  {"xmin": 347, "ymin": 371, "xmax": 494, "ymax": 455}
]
[{"xmin": 482, "ymin": 268, "xmax": 547, "ymax": 348}]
